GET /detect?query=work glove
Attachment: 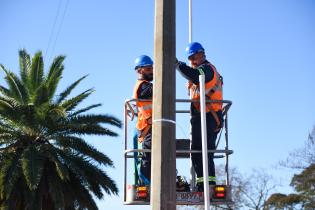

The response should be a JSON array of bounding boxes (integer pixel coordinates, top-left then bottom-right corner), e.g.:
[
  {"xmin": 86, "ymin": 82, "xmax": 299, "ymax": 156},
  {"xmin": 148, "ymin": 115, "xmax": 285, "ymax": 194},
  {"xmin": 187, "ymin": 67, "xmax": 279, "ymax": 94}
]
[
  {"xmin": 187, "ymin": 80, "xmax": 193, "ymax": 96},
  {"xmin": 175, "ymin": 58, "xmax": 185, "ymax": 69},
  {"xmin": 175, "ymin": 58, "xmax": 179, "ymax": 68},
  {"xmin": 186, "ymin": 80, "xmax": 193, "ymax": 89}
]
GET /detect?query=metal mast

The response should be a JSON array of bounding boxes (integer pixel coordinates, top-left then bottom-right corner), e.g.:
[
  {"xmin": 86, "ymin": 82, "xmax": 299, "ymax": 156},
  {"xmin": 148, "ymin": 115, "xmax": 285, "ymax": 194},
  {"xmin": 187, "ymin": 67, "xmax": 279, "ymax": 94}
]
[{"xmin": 151, "ymin": 0, "xmax": 176, "ymax": 209}]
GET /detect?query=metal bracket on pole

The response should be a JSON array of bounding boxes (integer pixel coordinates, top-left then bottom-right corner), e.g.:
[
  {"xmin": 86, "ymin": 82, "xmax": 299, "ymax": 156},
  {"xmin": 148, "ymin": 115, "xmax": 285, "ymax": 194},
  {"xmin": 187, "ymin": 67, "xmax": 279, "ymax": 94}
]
[{"xmin": 199, "ymin": 74, "xmax": 210, "ymax": 209}]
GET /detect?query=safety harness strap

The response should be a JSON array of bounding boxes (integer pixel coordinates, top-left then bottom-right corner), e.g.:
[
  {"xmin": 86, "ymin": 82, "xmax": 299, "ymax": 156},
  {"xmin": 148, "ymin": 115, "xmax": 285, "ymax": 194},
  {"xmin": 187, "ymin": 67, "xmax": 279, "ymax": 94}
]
[
  {"xmin": 210, "ymin": 109, "xmax": 221, "ymax": 132},
  {"xmin": 138, "ymin": 117, "xmax": 152, "ymax": 143},
  {"xmin": 204, "ymin": 94, "xmax": 221, "ymax": 132}
]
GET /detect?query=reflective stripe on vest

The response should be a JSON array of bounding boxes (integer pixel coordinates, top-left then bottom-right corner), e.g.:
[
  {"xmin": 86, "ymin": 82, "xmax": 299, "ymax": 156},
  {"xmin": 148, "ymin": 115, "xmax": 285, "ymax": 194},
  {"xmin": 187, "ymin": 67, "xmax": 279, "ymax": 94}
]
[
  {"xmin": 133, "ymin": 80, "xmax": 153, "ymax": 130},
  {"xmin": 196, "ymin": 176, "xmax": 216, "ymax": 183},
  {"xmin": 138, "ymin": 104, "xmax": 152, "ymax": 112},
  {"xmin": 190, "ymin": 63, "xmax": 223, "ymax": 112}
]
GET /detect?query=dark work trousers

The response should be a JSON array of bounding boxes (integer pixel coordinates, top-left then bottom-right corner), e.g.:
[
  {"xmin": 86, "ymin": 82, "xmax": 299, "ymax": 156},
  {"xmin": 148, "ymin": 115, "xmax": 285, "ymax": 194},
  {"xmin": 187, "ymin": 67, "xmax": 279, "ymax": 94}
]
[
  {"xmin": 138, "ymin": 129, "xmax": 152, "ymax": 185},
  {"xmin": 191, "ymin": 111, "xmax": 222, "ymax": 179}
]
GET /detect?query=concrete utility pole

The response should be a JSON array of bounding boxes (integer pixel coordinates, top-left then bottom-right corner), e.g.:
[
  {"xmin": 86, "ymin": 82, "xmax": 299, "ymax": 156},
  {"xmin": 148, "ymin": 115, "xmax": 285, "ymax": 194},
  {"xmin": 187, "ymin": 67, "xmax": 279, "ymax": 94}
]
[{"xmin": 151, "ymin": 0, "xmax": 176, "ymax": 210}]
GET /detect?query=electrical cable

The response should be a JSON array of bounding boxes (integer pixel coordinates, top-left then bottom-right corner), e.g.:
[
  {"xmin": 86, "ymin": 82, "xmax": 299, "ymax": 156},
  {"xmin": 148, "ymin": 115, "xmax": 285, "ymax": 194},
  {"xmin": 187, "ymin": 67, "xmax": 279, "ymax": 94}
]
[
  {"xmin": 48, "ymin": 0, "xmax": 70, "ymax": 64},
  {"xmin": 44, "ymin": 0, "xmax": 62, "ymax": 63}
]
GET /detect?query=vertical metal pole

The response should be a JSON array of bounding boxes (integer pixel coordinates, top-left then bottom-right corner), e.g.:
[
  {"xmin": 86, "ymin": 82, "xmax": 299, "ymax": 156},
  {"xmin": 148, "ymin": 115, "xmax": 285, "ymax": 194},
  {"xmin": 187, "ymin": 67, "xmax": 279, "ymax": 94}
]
[
  {"xmin": 188, "ymin": 0, "xmax": 196, "ymax": 192},
  {"xmin": 188, "ymin": 0, "xmax": 192, "ymax": 43},
  {"xmin": 199, "ymin": 75, "xmax": 210, "ymax": 209},
  {"xmin": 151, "ymin": 0, "xmax": 176, "ymax": 209},
  {"xmin": 225, "ymin": 112, "xmax": 230, "ymax": 186},
  {"xmin": 123, "ymin": 104, "xmax": 128, "ymax": 202}
]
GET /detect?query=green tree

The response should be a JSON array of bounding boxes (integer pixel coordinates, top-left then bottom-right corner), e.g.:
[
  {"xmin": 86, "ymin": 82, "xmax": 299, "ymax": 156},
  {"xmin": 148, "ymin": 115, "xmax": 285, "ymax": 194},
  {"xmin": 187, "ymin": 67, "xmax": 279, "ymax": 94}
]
[
  {"xmin": 265, "ymin": 193, "xmax": 302, "ymax": 210},
  {"xmin": 266, "ymin": 164, "xmax": 315, "ymax": 209},
  {"xmin": 266, "ymin": 127, "xmax": 315, "ymax": 210},
  {"xmin": 290, "ymin": 163, "xmax": 315, "ymax": 209},
  {"xmin": 0, "ymin": 50, "xmax": 121, "ymax": 210}
]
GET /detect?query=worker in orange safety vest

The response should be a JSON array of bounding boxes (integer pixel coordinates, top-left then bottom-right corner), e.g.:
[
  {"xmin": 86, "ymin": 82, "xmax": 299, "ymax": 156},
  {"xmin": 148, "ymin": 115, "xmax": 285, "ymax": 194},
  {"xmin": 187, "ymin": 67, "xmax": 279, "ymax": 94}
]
[
  {"xmin": 176, "ymin": 42, "xmax": 224, "ymax": 192},
  {"xmin": 132, "ymin": 55, "xmax": 153, "ymax": 185}
]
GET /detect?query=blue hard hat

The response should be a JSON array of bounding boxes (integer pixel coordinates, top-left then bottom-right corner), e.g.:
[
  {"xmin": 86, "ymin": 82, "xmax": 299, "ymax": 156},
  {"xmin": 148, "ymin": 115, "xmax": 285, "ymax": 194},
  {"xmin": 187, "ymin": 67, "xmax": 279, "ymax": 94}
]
[
  {"xmin": 186, "ymin": 42, "xmax": 205, "ymax": 58},
  {"xmin": 134, "ymin": 55, "xmax": 153, "ymax": 70}
]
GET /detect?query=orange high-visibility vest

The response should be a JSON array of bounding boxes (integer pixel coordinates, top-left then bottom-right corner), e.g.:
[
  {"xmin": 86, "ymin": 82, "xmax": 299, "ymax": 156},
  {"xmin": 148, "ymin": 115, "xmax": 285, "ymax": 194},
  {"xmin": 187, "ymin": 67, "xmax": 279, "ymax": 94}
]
[
  {"xmin": 190, "ymin": 63, "xmax": 223, "ymax": 112},
  {"xmin": 133, "ymin": 80, "xmax": 152, "ymax": 130}
]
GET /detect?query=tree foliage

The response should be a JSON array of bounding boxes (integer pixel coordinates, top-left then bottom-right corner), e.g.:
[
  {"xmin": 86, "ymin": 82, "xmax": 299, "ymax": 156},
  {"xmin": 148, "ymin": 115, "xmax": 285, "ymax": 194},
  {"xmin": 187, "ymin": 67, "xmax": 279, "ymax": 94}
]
[
  {"xmin": 0, "ymin": 50, "xmax": 122, "ymax": 210},
  {"xmin": 265, "ymin": 193, "xmax": 302, "ymax": 209},
  {"xmin": 266, "ymin": 126, "xmax": 315, "ymax": 210},
  {"xmin": 266, "ymin": 164, "xmax": 315, "ymax": 210}
]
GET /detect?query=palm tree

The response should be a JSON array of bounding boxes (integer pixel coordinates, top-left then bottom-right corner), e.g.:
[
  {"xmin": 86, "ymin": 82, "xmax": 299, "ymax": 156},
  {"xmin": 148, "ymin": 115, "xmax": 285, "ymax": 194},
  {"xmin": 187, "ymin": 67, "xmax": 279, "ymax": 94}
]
[{"xmin": 0, "ymin": 50, "xmax": 121, "ymax": 210}]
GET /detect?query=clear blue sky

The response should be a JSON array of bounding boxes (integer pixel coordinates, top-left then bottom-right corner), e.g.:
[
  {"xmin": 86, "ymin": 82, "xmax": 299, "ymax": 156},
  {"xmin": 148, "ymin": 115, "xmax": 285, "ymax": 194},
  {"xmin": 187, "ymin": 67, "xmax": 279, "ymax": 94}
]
[{"xmin": 1, "ymin": 0, "xmax": 315, "ymax": 209}]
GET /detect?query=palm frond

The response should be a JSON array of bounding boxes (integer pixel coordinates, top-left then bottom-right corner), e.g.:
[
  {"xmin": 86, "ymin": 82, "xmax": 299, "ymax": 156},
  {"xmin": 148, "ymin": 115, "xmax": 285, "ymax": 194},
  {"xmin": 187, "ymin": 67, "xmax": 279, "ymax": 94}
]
[
  {"xmin": 41, "ymin": 145, "xmax": 70, "ymax": 181},
  {"xmin": 0, "ymin": 118, "xmax": 16, "ymax": 130},
  {"xmin": 57, "ymin": 150, "xmax": 118, "ymax": 197},
  {"xmin": 72, "ymin": 155, "xmax": 118, "ymax": 196},
  {"xmin": 47, "ymin": 55, "xmax": 65, "ymax": 80},
  {"xmin": 74, "ymin": 159, "xmax": 118, "ymax": 196},
  {"xmin": 45, "ymin": 56, "xmax": 65, "ymax": 99},
  {"xmin": 46, "ymin": 164, "xmax": 65, "ymax": 209},
  {"xmin": 0, "ymin": 95, "xmax": 19, "ymax": 107},
  {"xmin": 93, "ymin": 168, "xmax": 118, "ymax": 195},
  {"xmin": 18, "ymin": 49, "xmax": 31, "ymax": 87},
  {"xmin": 34, "ymin": 84, "xmax": 50, "ymax": 105},
  {"xmin": 0, "ymin": 100, "xmax": 38, "ymax": 132},
  {"xmin": 52, "ymin": 123, "xmax": 119, "ymax": 137},
  {"xmin": 0, "ymin": 152, "xmax": 22, "ymax": 199},
  {"xmin": 0, "ymin": 98, "xmax": 14, "ymax": 111},
  {"xmin": 0, "ymin": 131, "xmax": 16, "ymax": 147},
  {"xmin": 21, "ymin": 146, "xmax": 45, "ymax": 190},
  {"xmin": 0, "ymin": 65, "xmax": 28, "ymax": 104},
  {"xmin": 54, "ymin": 148, "xmax": 87, "ymax": 179},
  {"xmin": 61, "ymin": 89, "xmax": 94, "ymax": 112},
  {"xmin": 69, "ymin": 103, "xmax": 102, "ymax": 117},
  {"xmin": 48, "ymin": 105, "xmax": 66, "ymax": 119},
  {"xmin": 4, "ymin": 176, "xmax": 30, "ymax": 210},
  {"xmin": 30, "ymin": 51, "xmax": 44, "ymax": 93},
  {"xmin": 55, "ymin": 135, "xmax": 113, "ymax": 166},
  {"xmin": 68, "ymin": 172, "xmax": 98, "ymax": 210},
  {"xmin": 56, "ymin": 75, "xmax": 88, "ymax": 104},
  {"xmin": 0, "ymin": 97, "xmax": 21, "ymax": 122},
  {"xmin": 68, "ymin": 114, "xmax": 122, "ymax": 128},
  {"xmin": 0, "ymin": 85, "xmax": 11, "ymax": 97}
]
